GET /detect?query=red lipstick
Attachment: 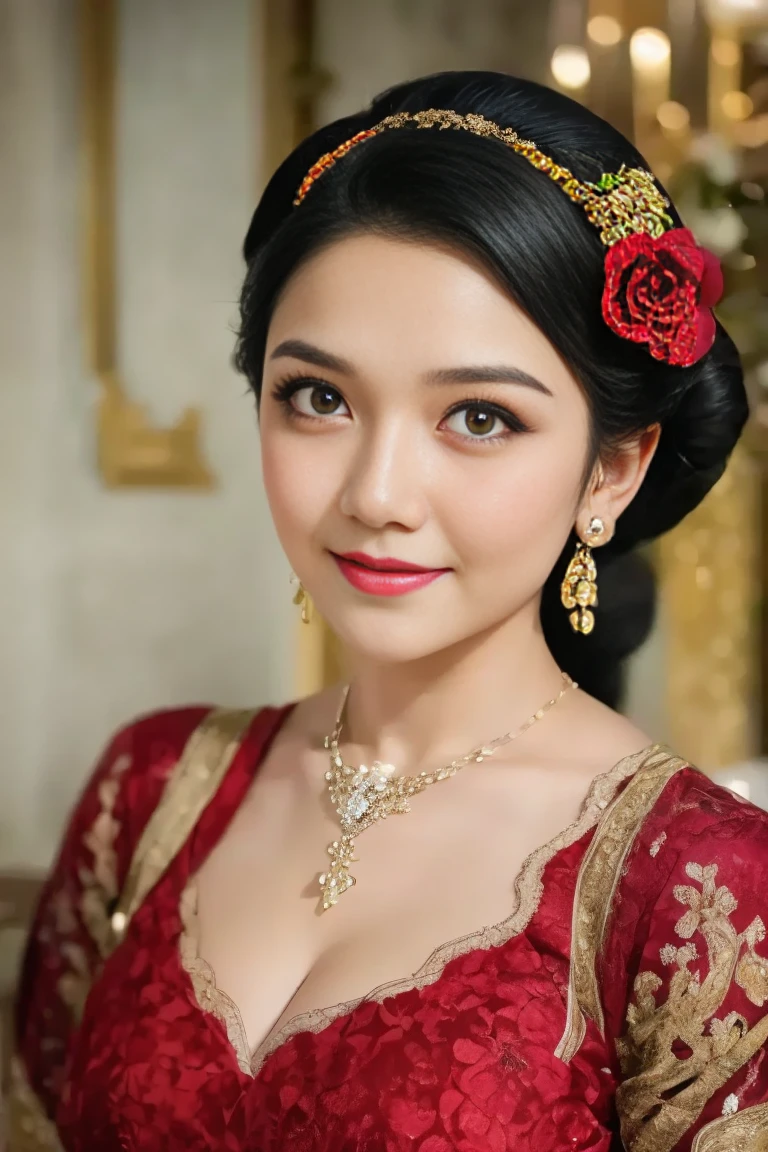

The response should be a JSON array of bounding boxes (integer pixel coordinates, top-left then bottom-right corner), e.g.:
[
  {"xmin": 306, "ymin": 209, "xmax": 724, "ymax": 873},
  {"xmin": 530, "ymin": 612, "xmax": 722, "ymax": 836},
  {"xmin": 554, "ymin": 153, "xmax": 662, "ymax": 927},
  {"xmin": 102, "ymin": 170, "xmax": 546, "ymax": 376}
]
[{"xmin": 331, "ymin": 551, "xmax": 450, "ymax": 597}]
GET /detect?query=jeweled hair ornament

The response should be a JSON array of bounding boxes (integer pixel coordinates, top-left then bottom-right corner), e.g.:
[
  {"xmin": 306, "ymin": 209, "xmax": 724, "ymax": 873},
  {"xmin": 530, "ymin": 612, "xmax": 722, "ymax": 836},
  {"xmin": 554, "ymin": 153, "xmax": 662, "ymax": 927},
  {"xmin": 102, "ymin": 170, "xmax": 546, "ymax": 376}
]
[{"xmin": 293, "ymin": 109, "xmax": 723, "ymax": 368}]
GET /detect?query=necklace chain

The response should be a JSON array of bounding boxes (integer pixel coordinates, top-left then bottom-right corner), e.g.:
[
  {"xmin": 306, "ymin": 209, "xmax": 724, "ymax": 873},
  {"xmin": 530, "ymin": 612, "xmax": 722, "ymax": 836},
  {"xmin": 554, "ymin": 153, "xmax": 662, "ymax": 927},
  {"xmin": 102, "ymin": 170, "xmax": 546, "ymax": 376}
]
[{"xmin": 318, "ymin": 672, "xmax": 577, "ymax": 911}]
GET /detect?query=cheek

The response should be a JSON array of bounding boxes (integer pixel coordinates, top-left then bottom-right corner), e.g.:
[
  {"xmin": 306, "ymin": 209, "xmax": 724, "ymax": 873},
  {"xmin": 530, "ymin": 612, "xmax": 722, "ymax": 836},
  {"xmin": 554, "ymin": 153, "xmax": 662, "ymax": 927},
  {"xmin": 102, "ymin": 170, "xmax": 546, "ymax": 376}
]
[
  {"xmin": 437, "ymin": 434, "xmax": 583, "ymax": 571},
  {"xmin": 260, "ymin": 423, "xmax": 337, "ymax": 545}
]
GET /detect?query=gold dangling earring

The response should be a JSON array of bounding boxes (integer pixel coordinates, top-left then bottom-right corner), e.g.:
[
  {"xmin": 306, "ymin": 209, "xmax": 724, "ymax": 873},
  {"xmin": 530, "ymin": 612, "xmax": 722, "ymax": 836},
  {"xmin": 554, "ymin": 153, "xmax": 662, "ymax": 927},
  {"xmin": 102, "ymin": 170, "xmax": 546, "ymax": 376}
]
[
  {"xmin": 561, "ymin": 517, "xmax": 604, "ymax": 635},
  {"xmin": 290, "ymin": 572, "xmax": 313, "ymax": 625}
]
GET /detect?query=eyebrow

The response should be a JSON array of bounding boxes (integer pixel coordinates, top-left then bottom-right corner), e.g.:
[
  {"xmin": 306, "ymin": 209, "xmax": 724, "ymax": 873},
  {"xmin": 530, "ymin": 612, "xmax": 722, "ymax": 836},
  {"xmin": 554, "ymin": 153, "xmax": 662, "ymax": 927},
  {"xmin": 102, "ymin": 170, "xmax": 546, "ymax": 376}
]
[
  {"xmin": 270, "ymin": 339, "xmax": 354, "ymax": 374},
  {"xmin": 269, "ymin": 338, "xmax": 553, "ymax": 397},
  {"xmin": 423, "ymin": 364, "xmax": 553, "ymax": 396}
]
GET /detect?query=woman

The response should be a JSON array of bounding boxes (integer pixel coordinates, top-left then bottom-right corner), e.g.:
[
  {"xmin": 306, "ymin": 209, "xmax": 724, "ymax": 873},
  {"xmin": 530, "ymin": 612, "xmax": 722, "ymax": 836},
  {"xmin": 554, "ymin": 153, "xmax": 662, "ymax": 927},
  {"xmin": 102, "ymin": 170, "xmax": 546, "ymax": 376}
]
[{"xmin": 10, "ymin": 70, "xmax": 768, "ymax": 1151}]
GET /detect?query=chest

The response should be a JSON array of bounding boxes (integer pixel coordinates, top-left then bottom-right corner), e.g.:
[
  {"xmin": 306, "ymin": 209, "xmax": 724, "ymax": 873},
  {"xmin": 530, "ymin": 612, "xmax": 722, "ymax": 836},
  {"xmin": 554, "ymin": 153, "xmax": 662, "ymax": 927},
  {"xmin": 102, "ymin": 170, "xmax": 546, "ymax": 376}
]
[
  {"xmin": 186, "ymin": 759, "xmax": 595, "ymax": 1057},
  {"xmin": 60, "ymin": 869, "xmax": 617, "ymax": 1152}
]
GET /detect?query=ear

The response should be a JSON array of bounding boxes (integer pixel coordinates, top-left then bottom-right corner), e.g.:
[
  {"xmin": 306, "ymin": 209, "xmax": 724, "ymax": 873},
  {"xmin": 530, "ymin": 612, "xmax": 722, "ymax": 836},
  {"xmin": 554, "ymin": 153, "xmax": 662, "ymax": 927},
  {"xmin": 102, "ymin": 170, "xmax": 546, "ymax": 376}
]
[{"xmin": 576, "ymin": 424, "xmax": 661, "ymax": 542}]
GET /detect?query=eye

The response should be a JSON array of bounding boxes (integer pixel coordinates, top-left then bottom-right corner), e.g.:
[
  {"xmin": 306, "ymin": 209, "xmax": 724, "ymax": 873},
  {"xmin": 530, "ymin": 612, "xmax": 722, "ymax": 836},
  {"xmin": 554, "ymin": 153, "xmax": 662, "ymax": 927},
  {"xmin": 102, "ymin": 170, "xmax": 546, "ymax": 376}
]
[
  {"xmin": 443, "ymin": 404, "xmax": 512, "ymax": 439},
  {"xmin": 290, "ymin": 383, "xmax": 349, "ymax": 418}
]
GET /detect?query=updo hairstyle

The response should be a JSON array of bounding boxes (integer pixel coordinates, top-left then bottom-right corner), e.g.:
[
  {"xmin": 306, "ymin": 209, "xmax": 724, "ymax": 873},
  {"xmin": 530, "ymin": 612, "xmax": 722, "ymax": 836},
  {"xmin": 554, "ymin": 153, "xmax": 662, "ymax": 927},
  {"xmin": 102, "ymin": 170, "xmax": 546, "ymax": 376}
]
[{"xmin": 235, "ymin": 71, "xmax": 748, "ymax": 707}]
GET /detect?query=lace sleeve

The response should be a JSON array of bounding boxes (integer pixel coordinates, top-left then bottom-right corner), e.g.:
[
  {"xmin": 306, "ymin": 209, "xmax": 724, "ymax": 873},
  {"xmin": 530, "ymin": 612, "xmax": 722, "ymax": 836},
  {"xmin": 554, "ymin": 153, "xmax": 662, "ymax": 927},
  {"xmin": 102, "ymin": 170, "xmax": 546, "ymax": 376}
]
[
  {"xmin": 7, "ymin": 707, "xmax": 210, "ymax": 1149},
  {"xmin": 7, "ymin": 722, "xmax": 137, "ymax": 1150},
  {"xmin": 615, "ymin": 808, "xmax": 768, "ymax": 1152}
]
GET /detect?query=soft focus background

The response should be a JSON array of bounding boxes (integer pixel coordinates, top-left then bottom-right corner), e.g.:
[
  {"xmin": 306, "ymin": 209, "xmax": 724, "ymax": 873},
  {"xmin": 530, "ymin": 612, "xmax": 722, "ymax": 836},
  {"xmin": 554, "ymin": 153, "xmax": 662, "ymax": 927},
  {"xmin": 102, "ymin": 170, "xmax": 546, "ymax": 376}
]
[{"xmin": 1, "ymin": 0, "xmax": 767, "ymax": 1075}]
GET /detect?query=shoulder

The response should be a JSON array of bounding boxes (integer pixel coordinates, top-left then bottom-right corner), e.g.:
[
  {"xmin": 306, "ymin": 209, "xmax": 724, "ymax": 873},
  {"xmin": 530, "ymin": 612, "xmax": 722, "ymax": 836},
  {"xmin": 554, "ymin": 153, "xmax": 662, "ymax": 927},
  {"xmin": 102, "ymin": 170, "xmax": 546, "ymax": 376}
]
[
  {"xmin": 56, "ymin": 706, "xmax": 212, "ymax": 850},
  {"xmin": 98, "ymin": 700, "xmax": 293, "ymax": 779},
  {"xmin": 103, "ymin": 699, "xmax": 292, "ymax": 805},
  {"xmin": 83, "ymin": 705, "xmax": 220, "ymax": 832},
  {"xmin": 600, "ymin": 757, "xmax": 768, "ymax": 937},
  {"xmin": 62, "ymin": 702, "xmax": 291, "ymax": 879},
  {"xmin": 625, "ymin": 761, "xmax": 768, "ymax": 954},
  {"xmin": 631, "ymin": 759, "xmax": 768, "ymax": 870},
  {"xmin": 599, "ymin": 756, "xmax": 768, "ymax": 1025},
  {"xmin": 561, "ymin": 752, "xmax": 768, "ymax": 1045}
]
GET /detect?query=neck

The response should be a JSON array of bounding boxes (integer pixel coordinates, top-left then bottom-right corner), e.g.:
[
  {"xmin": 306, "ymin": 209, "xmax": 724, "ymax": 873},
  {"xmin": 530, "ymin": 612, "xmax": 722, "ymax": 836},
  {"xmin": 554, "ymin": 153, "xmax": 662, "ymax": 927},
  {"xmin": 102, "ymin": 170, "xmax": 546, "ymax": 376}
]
[{"xmin": 336, "ymin": 604, "xmax": 570, "ymax": 774}]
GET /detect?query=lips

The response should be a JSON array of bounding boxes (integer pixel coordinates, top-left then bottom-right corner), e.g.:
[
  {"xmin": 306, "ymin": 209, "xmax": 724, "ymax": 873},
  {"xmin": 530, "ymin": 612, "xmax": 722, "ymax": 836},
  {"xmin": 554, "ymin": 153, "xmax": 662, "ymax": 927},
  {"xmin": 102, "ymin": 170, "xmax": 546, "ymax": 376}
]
[{"xmin": 331, "ymin": 551, "xmax": 450, "ymax": 598}]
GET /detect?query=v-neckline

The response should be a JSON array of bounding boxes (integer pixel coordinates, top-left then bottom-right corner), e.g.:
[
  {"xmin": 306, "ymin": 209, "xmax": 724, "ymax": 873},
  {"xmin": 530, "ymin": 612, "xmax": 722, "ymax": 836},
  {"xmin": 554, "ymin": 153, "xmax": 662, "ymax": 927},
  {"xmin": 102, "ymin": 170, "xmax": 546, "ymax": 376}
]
[{"xmin": 176, "ymin": 739, "xmax": 664, "ymax": 1079}]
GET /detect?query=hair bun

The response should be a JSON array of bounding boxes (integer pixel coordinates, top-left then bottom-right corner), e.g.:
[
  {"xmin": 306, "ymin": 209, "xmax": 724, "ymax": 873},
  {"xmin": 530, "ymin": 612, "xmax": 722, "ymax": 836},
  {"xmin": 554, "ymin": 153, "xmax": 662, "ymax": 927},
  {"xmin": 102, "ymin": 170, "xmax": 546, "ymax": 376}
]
[{"xmin": 616, "ymin": 323, "xmax": 748, "ymax": 550}]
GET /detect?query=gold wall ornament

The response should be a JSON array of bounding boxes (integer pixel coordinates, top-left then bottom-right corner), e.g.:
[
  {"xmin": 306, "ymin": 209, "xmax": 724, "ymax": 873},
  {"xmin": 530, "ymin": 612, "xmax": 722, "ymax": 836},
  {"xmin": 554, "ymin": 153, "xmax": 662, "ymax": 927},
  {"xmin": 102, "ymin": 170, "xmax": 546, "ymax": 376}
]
[
  {"xmin": 81, "ymin": 0, "xmax": 214, "ymax": 489},
  {"xmin": 652, "ymin": 5, "xmax": 764, "ymax": 768},
  {"xmin": 658, "ymin": 443, "xmax": 760, "ymax": 770}
]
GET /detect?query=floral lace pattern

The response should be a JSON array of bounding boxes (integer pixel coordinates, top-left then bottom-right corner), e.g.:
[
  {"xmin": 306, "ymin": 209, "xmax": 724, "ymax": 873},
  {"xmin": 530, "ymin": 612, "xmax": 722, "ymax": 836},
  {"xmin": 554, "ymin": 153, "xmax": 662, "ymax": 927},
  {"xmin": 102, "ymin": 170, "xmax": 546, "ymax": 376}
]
[{"xmin": 617, "ymin": 862, "xmax": 768, "ymax": 1152}]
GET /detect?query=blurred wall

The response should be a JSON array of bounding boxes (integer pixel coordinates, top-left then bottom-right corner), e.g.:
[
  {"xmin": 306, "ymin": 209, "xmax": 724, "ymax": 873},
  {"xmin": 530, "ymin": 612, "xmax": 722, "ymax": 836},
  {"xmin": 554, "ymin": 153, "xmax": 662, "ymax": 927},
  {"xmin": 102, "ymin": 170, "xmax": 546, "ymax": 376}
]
[
  {"xmin": 317, "ymin": 0, "xmax": 553, "ymax": 124},
  {"xmin": 0, "ymin": 0, "xmax": 294, "ymax": 870}
]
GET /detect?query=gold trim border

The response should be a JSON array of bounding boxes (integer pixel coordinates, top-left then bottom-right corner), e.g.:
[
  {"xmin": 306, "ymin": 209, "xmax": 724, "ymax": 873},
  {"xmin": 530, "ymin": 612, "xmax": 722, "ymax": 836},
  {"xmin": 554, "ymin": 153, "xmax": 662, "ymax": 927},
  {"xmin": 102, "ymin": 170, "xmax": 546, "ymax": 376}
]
[
  {"xmin": 80, "ymin": 0, "xmax": 214, "ymax": 489},
  {"xmin": 111, "ymin": 708, "xmax": 256, "ymax": 937}
]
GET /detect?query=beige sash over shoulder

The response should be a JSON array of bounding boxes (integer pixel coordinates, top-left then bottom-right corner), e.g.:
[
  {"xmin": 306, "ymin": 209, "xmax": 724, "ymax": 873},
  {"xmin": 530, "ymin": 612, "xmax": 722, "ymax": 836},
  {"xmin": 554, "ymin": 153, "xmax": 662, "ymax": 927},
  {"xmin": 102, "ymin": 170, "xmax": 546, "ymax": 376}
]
[{"xmin": 108, "ymin": 708, "xmax": 257, "ymax": 950}]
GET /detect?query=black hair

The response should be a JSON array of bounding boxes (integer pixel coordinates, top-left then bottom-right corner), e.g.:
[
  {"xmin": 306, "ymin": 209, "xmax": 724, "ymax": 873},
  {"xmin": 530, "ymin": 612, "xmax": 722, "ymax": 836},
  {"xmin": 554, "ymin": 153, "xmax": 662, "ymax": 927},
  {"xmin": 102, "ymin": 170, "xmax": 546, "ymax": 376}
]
[{"xmin": 235, "ymin": 71, "xmax": 748, "ymax": 709}]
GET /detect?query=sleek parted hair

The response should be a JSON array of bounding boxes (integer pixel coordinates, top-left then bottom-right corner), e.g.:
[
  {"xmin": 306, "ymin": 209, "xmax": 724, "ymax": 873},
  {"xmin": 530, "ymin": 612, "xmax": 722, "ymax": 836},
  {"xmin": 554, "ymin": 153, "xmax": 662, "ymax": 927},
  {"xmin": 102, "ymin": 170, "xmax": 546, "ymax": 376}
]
[{"xmin": 235, "ymin": 71, "xmax": 748, "ymax": 708}]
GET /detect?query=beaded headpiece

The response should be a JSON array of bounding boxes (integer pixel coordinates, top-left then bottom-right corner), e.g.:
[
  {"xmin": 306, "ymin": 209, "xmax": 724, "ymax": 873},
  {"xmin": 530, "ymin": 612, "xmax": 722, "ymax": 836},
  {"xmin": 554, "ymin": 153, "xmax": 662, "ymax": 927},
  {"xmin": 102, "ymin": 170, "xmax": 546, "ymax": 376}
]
[{"xmin": 293, "ymin": 109, "xmax": 722, "ymax": 368}]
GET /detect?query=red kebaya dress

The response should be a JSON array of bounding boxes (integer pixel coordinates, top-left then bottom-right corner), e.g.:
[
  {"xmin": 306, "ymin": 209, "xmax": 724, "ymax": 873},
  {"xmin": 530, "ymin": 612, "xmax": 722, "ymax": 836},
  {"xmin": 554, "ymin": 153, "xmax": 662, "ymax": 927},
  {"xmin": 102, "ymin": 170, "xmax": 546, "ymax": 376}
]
[{"xmin": 9, "ymin": 703, "xmax": 768, "ymax": 1151}]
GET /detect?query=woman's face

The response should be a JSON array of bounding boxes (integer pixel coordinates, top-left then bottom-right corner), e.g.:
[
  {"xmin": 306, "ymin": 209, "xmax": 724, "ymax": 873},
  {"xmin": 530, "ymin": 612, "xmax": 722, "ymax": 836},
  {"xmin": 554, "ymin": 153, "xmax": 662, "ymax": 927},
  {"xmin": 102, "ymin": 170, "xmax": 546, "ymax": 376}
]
[{"xmin": 260, "ymin": 233, "xmax": 595, "ymax": 664}]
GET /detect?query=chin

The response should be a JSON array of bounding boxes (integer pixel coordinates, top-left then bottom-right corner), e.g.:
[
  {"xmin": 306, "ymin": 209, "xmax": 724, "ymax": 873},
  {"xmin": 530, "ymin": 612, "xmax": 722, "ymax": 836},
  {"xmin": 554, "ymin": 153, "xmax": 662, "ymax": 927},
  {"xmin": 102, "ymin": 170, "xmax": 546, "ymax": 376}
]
[{"xmin": 324, "ymin": 603, "xmax": 463, "ymax": 666}]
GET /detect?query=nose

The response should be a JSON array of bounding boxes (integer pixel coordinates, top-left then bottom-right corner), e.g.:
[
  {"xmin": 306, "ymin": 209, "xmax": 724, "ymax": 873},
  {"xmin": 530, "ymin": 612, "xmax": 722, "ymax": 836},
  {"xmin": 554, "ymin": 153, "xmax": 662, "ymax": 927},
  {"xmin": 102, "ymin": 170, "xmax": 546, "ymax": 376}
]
[{"xmin": 338, "ymin": 419, "xmax": 429, "ymax": 532}]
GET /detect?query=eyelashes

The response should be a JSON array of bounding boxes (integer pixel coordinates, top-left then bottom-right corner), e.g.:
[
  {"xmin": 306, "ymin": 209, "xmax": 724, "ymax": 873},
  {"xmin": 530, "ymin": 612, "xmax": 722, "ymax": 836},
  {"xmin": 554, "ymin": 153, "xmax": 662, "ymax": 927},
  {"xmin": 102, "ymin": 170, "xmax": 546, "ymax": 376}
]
[
  {"xmin": 444, "ymin": 399, "xmax": 530, "ymax": 438},
  {"xmin": 269, "ymin": 372, "xmax": 532, "ymax": 441},
  {"xmin": 271, "ymin": 375, "xmax": 349, "ymax": 419}
]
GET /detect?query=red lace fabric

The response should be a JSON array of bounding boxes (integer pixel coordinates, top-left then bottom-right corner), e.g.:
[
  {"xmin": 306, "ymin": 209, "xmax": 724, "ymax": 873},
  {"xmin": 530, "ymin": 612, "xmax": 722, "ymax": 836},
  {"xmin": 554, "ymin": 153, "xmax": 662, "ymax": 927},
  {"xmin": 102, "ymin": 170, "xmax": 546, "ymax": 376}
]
[{"xmin": 12, "ymin": 707, "xmax": 768, "ymax": 1151}]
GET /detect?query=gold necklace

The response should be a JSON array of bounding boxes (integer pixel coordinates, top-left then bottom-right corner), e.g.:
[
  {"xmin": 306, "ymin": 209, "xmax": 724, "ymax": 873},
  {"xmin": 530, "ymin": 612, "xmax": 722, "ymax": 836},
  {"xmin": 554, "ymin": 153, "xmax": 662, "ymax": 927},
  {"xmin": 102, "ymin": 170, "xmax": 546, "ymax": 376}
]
[{"xmin": 318, "ymin": 672, "xmax": 576, "ymax": 910}]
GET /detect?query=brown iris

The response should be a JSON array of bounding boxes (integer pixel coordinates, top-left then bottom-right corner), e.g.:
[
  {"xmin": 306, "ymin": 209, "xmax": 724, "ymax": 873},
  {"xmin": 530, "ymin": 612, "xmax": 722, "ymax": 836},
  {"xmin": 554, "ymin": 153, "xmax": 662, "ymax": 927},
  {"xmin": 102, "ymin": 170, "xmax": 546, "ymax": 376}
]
[
  {"xmin": 311, "ymin": 386, "xmax": 342, "ymax": 414},
  {"xmin": 464, "ymin": 407, "xmax": 495, "ymax": 436}
]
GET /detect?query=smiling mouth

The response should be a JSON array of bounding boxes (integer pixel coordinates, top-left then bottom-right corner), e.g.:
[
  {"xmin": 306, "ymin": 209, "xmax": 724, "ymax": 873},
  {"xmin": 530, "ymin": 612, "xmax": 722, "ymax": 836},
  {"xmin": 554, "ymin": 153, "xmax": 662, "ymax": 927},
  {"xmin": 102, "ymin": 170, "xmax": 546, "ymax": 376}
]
[
  {"xmin": 330, "ymin": 552, "xmax": 451, "ymax": 597},
  {"xmin": 333, "ymin": 551, "xmax": 449, "ymax": 574}
]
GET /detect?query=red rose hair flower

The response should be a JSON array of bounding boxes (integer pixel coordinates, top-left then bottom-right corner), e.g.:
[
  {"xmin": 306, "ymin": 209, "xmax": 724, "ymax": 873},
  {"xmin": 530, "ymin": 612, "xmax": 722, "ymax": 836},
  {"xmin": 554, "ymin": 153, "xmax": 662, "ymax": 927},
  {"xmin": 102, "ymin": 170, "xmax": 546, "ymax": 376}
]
[{"xmin": 602, "ymin": 227, "xmax": 723, "ymax": 368}]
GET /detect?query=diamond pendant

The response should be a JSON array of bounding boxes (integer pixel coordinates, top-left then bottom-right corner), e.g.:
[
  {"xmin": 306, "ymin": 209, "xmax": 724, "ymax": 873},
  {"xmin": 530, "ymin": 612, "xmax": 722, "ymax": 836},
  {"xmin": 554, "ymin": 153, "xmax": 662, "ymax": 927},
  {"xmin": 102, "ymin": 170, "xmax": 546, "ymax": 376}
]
[
  {"xmin": 319, "ymin": 835, "xmax": 357, "ymax": 909},
  {"xmin": 319, "ymin": 761, "xmax": 400, "ymax": 911},
  {"xmin": 340, "ymin": 761, "xmax": 395, "ymax": 828}
]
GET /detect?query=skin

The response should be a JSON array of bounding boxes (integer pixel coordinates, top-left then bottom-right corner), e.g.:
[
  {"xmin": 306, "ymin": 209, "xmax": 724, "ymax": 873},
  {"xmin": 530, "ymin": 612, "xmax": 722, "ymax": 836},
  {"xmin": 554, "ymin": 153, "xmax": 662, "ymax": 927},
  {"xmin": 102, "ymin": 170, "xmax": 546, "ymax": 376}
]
[{"xmin": 192, "ymin": 233, "xmax": 661, "ymax": 1057}]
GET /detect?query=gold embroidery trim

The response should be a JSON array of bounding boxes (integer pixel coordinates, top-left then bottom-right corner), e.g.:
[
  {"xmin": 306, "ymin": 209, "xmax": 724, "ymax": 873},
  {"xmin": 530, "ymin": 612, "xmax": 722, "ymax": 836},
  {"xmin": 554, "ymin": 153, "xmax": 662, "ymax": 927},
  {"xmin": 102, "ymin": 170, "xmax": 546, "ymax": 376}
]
[
  {"xmin": 555, "ymin": 748, "xmax": 688, "ymax": 1062},
  {"xmin": 79, "ymin": 752, "xmax": 131, "ymax": 959},
  {"xmin": 43, "ymin": 750, "xmax": 134, "ymax": 1027},
  {"xmin": 691, "ymin": 1101, "xmax": 768, "ymax": 1151},
  {"xmin": 178, "ymin": 742, "xmax": 659, "ymax": 1077},
  {"xmin": 178, "ymin": 882, "xmax": 253, "ymax": 1076},
  {"xmin": 110, "ymin": 708, "xmax": 257, "ymax": 943},
  {"xmin": 7, "ymin": 1056, "xmax": 64, "ymax": 1152},
  {"xmin": 617, "ymin": 862, "xmax": 768, "ymax": 1152}
]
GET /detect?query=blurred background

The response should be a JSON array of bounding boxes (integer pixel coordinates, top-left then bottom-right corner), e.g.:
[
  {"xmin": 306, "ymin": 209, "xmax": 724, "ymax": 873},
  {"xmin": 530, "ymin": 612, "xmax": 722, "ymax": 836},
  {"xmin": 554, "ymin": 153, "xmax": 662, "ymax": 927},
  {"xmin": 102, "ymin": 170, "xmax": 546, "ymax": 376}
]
[{"xmin": 0, "ymin": 0, "xmax": 767, "ymax": 1069}]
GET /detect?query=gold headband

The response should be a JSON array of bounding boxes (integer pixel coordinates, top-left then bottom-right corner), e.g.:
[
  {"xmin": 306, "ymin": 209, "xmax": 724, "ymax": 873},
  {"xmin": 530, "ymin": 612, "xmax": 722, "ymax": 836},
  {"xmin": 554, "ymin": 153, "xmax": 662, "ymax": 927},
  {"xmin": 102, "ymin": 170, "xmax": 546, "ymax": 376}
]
[
  {"xmin": 293, "ymin": 108, "xmax": 673, "ymax": 246},
  {"xmin": 292, "ymin": 108, "xmax": 722, "ymax": 367}
]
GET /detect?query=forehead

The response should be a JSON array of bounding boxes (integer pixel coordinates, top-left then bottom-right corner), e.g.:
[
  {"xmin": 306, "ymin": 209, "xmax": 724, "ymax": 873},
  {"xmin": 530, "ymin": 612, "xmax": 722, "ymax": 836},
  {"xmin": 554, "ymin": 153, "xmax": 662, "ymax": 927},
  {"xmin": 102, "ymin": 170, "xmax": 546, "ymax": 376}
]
[{"xmin": 266, "ymin": 233, "xmax": 577, "ymax": 392}]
